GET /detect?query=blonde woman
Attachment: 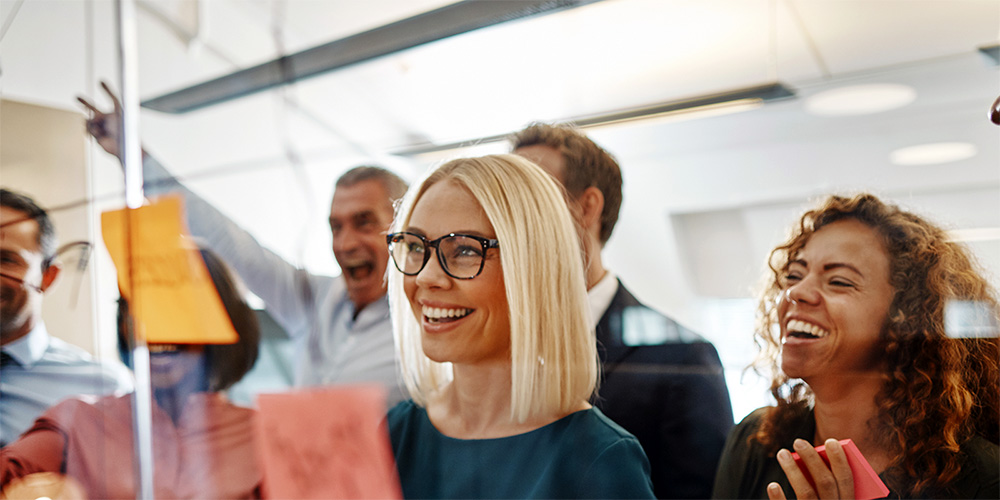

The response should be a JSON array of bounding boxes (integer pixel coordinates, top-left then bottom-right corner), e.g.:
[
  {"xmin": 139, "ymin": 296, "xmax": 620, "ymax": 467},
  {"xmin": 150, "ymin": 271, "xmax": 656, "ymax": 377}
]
[{"xmin": 386, "ymin": 154, "xmax": 654, "ymax": 499}]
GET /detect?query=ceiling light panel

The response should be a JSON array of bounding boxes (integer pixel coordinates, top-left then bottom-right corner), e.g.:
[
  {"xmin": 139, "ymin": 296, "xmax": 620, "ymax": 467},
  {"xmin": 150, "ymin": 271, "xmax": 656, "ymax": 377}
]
[
  {"xmin": 804, "ymin": 83, "xmax": 917, "ymax": 116},
  {"xmin": 889, "ymin": 142, "xmax": 978, "ymax": 166}
]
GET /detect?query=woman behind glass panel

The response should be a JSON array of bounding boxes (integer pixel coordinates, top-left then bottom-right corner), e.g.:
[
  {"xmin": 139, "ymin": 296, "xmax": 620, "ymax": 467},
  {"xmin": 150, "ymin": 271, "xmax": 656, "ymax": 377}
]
[
  {"xmin": 386, "ymin": 154, "xmax": 654, "ymax": 499},
  {"xmin": 1, "ymin": 247, "xmax": 263, "ymax": 499},
  {"xmin": 712, "ymin": 193, "xmax": 999, "ymax": 499}
]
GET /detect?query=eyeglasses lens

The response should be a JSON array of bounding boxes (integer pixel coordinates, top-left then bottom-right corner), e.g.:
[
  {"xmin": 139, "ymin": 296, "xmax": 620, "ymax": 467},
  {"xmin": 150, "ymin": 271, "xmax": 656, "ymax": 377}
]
[{"xmin": 390, "ymin": 234, "xmax": 485, "ymax": 279}]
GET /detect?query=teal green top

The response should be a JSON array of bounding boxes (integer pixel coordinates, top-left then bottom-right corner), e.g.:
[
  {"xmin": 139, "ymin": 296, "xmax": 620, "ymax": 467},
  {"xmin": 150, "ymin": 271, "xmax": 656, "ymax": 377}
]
[{"xmin": 388, "ymin": 400, "xmax": 654, "ymax": 499}]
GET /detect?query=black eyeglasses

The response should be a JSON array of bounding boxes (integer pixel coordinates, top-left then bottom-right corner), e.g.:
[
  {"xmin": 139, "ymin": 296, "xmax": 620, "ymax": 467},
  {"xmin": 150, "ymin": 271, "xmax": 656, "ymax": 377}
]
[{"xmin": 387, "ymin": 232, "xmax": 499, "ymax": 280}]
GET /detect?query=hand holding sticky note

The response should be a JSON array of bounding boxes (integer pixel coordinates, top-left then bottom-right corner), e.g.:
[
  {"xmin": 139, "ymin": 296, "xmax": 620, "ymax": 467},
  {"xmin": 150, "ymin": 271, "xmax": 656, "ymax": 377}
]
[
  {"xmin": 101, "ymin": 195, "xmax": 237, "ymax": 344},
  {"xmin": 790, "ymin": 439, "xmax": 890, "ymax": 500}
]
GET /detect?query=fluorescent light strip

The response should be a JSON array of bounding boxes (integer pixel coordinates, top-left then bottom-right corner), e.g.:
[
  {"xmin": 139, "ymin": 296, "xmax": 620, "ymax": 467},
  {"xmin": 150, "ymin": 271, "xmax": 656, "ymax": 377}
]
[
  {"xmin": 392, "ymin": 82, "xmax": 795, "ymax": 156},
  {"xmin": 946, "ymin": 227, "xmax": 1000, "ymax": 243},
  {"xmin": 141, "ymin": 0, "xmax": 604, "ymax": 113}
]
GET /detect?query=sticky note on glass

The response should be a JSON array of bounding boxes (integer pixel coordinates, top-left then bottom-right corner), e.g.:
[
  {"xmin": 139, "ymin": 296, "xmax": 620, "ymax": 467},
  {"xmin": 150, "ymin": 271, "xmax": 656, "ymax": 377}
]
[
  {"xmin": 791, "ymin": 438, "xmax": 890, "ymax": 500},
  {"xmin": 101, "ymin": 195, "xmax": 237, "ymax": 344},
  {"xmin": 255, "ymin": 385, "xmax": 401, "ymax": 499}
]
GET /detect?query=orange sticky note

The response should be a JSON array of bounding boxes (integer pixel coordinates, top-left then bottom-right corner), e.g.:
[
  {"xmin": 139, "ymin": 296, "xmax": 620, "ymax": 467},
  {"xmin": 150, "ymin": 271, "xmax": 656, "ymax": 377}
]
[
  {"xmin": 255, "ymin": 385, "xmax": 401, "ymax": 500},
  {"xmin": 791, "ymin": 438, "xmax": 890, "ymax": 500},
  {"xmin": 101, "ymin": 195, "xmax": 237, "ymax": 344}
]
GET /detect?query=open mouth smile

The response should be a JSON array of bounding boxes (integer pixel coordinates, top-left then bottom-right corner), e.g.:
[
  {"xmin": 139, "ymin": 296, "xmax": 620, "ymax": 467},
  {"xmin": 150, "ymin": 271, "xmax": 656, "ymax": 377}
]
[
  {"xmin": 786, "ymin": 319, "xmax": 830, "ymax": 340},
  {"xmin": 422, "ymin": 306, "xmax": 472, "ymax": 324},
  {"xmin": 344, "ymin": 262, "xmax": 374, "ymax": 281}
]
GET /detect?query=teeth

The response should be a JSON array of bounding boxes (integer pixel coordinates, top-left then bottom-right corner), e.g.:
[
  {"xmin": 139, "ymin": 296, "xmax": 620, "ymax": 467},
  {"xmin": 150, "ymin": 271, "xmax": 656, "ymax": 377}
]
[
  {"xmin": 422, "ymin": 306, "xmax": 471, "ymax": 320},
  {"xmin": 786, "ymin": 319, "xmax": 829, "ymax": 338}
]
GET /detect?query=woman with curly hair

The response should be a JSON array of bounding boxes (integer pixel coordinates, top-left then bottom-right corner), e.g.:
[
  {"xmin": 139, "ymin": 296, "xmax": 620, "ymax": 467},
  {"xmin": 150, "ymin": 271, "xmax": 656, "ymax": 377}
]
[{"xmin": 712, "ymin": 193, "xmax": 998, "ymax": 499}]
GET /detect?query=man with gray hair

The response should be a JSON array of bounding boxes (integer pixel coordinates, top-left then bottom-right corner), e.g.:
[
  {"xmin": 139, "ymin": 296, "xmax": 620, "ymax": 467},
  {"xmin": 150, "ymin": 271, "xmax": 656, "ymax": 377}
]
[{"xmin": 79, "ymin": 88, "xmax": 407, "ymax": 405}]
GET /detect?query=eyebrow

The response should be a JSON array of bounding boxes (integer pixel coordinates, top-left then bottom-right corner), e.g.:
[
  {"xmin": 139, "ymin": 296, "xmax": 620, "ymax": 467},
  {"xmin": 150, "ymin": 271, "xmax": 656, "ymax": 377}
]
[
  {"xmin": 403, "ymin": 227, "xmax": 493, "ymax": 239},
  {"xmin": 789, "ymin": 259, "xmax": 864, "ymax": 276},
  {"xmin": 329, "ymin": 210, "xmax": 377, "ymax": 222}
]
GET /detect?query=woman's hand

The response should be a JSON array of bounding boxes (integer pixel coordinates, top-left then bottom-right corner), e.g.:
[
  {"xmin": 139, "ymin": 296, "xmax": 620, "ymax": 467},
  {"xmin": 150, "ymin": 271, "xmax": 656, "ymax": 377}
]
[{"xmin": 767, "ymin": 438, "xmax": 854, "ymax": 500}]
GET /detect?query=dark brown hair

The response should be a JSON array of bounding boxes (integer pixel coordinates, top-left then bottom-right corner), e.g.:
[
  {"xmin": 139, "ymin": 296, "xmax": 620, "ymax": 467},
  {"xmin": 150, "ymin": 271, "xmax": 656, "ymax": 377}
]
[
  {"xmin": 1, "ymin": 188, "xmax": 57, "ymax": 266},
  {"xmin": 510, "ymin": 123, "xmax": 622, "ymax": 245}
]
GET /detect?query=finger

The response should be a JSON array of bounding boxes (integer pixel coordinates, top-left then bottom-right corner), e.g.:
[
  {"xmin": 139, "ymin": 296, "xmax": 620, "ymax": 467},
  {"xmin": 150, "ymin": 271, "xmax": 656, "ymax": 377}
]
[
  {"xmin": 776, "ymin": 448, "xmax": 817, "ymax": 499},
  {"xmin": 767, "ymin": 482, "xmax": 788, "ymax": 500},
  {"xmin": 76, "ymin": 96, "xmax": 101, "ymax": 114},
  {"xmin": 101, "ymin": 81, "xmax": 122, "ymax": 110},
  {"xmin": 793, "ymin": 439, "xmax": 839, "ymax": 499},
  {"xmin": 824, "ymin": 439, "xmax": 854, "ymax": 499}
]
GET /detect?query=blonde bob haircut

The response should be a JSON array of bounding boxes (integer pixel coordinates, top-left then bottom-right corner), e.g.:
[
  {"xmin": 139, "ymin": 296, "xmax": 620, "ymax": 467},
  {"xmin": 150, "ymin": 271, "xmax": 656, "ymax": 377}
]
[{"xmin": 388, "ymin": 154, "xmax": 598, "ymax": 423}]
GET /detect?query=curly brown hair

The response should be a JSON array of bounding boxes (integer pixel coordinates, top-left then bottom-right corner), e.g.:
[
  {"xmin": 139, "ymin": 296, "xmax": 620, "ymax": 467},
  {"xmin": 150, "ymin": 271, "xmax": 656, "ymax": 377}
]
[{"xmin": 751, "ymin": 193, "xmax": 999, "ymax": 497}]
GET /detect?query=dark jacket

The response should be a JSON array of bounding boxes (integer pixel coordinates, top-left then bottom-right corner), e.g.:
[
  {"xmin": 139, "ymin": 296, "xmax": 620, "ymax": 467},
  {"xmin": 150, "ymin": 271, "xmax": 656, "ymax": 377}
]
[{"xmin": 594, "ymin": 280, "xmax": 734, "ymax": 499}]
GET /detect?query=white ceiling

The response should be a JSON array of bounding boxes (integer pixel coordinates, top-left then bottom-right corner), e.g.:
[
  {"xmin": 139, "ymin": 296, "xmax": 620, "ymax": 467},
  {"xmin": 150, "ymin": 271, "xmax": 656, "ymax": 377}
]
[{"xmin": 2, "ymin": 0, "xmax": 999, "ymax": 335}]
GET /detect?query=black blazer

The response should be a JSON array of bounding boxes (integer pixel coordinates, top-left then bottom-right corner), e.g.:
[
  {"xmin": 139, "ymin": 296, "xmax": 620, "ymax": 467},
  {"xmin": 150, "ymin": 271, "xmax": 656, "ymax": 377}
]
[{"xmin": 594, "ymin": 280, "xmax": 734, "ymax": 499}]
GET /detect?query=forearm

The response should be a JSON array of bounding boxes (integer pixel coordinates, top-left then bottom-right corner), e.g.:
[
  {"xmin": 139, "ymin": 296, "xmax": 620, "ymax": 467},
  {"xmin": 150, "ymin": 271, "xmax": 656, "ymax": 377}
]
[
  {"xmin": 139, "ymin": 154, "xmax": 318, "ymax": 335},
  {"xmin": 1, "ymin": 427, "xmax": 67, "ymax": 487}
]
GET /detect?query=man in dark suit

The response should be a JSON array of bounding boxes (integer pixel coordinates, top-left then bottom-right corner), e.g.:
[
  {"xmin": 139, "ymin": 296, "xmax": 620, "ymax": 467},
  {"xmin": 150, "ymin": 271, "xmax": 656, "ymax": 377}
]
[{"xmin": 513, "ymin": 124, "xmax": 733, "ymax": 499}]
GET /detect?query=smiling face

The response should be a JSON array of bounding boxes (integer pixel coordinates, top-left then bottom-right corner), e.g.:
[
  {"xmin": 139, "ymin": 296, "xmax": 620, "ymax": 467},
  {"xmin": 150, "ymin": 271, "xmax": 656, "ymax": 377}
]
[
  {"xmin": 1, "ymin": 207, "xmax": 48, "ymax": 344},
  {"xmin": 777, "ymin": 218, "xmax": 895, "ymax": 384},
  {"xmin": 402, "ymin": 180, "xmax": 510, "ymax": 366},
  {"xmin": 149, "ymin": 344, "xmax": 207, "ymax": 390},
  {"xmin": 329, "ymin": 179, "xmax": 396, "ymax": 312}
]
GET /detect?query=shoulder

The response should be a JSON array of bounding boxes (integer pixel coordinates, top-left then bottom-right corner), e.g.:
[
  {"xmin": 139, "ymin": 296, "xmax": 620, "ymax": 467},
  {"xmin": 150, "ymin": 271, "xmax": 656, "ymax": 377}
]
[
  {"xmin": 37, "ymin": 394, "xmax": 126, "ymax": 427},
  {"xmin": 568, "ymin": 408, "xmax": 655, "ymax": 498},
  {"xmin": 387, "ymin": 400, "xmax": 425, "ymax": 438},
  {"xmin": 388, "ymin": 399, "xmax": 419, "ymax": 420},
  {"xmin": 726, "ymin": 408, "xmax": 771, "ymax": 445},
  {"xmin": 36, "ymin": 335, "xmax": 93, "ymax": 364},
  {"xmin": 710, "ymin": 408, "xmax": 777, "ymax": 499},
  {"xmin": 609, "ymin": 282, "xmax": 710, "ymax": 345},
  {"xmin": 568, "ymin": 407, "xmax": 641, "ymax": 440},
  {"xmin": 722, "ymin": 407, "xmax": 784, "ymax": 462},
  {"xmin": 38, "ymin": 339, "xmax": 133, "ymax": 389},
  {"xmin": 952, "ymin": 436, "xmax": 999, "ymax": 498},
  {"xmin": 558, "ymin": 408, "xmax": 647, "ymax": 466},
  {"xmin": 736, "ymin": 407, "xmax": 770, "ymax": 431}
]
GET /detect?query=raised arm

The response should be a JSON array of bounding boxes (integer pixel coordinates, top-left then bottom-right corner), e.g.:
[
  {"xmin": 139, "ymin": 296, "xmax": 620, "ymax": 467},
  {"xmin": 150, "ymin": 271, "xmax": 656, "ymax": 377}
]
[{"xmin": 77, "ymin": 83, "xmax": 327, "ymax": 339}]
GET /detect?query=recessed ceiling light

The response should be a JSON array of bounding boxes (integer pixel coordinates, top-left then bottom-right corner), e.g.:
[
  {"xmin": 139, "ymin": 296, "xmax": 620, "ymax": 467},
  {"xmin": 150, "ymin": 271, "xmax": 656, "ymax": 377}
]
[
  {"xmin": 805, "ymin": 84, "xmax": 917, "ymax": 116},
  {"xmin": 889, "ymin": 142, "xmax": 978, "ymax": 166}
]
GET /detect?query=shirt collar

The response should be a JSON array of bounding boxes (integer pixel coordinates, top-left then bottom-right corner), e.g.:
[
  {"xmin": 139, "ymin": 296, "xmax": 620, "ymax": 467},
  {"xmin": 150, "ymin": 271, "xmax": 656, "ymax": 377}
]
[
  {"xmin": 587, "ymin": 270, "xmax": 619, "ymax": 326},
  {"xmin": 1, "ymin": 322, "xmax": 50, "ymax": 368}
]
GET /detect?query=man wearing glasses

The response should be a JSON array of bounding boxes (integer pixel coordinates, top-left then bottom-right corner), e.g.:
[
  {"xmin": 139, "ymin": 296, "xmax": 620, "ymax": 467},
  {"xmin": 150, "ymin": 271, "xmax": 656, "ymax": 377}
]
[
  {"xmin": 79, "ymin": 86, "xmax": 408, "ymax": 405},
  {"xmin": 512, "ymin": 124, "xmax": 734, "ymax": 499},
  {"xmin": 1, "ymin": 189, "xmax": 133, "ymax": 445}
]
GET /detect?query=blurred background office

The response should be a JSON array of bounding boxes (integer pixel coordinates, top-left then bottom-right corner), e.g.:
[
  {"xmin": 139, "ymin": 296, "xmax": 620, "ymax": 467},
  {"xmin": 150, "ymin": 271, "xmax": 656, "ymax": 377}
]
[{"xmin": 1, "ymin": 0, "xmax": 997, "ymax": 421}]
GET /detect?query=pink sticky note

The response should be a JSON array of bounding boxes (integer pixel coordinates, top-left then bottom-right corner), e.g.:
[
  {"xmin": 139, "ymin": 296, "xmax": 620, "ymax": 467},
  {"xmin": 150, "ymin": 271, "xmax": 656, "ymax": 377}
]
[
  {"xmin": 255, "ymin": 385, "xmax": 402, "ymax": 499},
  {"xmin": 791, "ymin": 438, "xmax": 890, "ymax": 500}
]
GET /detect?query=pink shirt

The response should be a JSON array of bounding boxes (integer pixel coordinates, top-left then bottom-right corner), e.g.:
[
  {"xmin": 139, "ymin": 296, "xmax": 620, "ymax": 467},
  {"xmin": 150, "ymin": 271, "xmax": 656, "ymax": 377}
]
[{"xmin": 1, "ymin": 393, "xmax": 261, "ymax": 499}]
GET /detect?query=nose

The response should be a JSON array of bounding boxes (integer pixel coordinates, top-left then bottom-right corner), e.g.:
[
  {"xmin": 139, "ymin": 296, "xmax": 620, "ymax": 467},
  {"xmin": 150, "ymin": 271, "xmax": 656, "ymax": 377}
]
[
  {"xmin": 413, "ymin": 247, "xmax": 451, "ymax": 289},
  {"xmin": 785, "ymin": 274, "xmax": 821, "ymax": 306},
  {"xmin": 332, "ymin": 227, "xmax": 361, "ymax": 254}
]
